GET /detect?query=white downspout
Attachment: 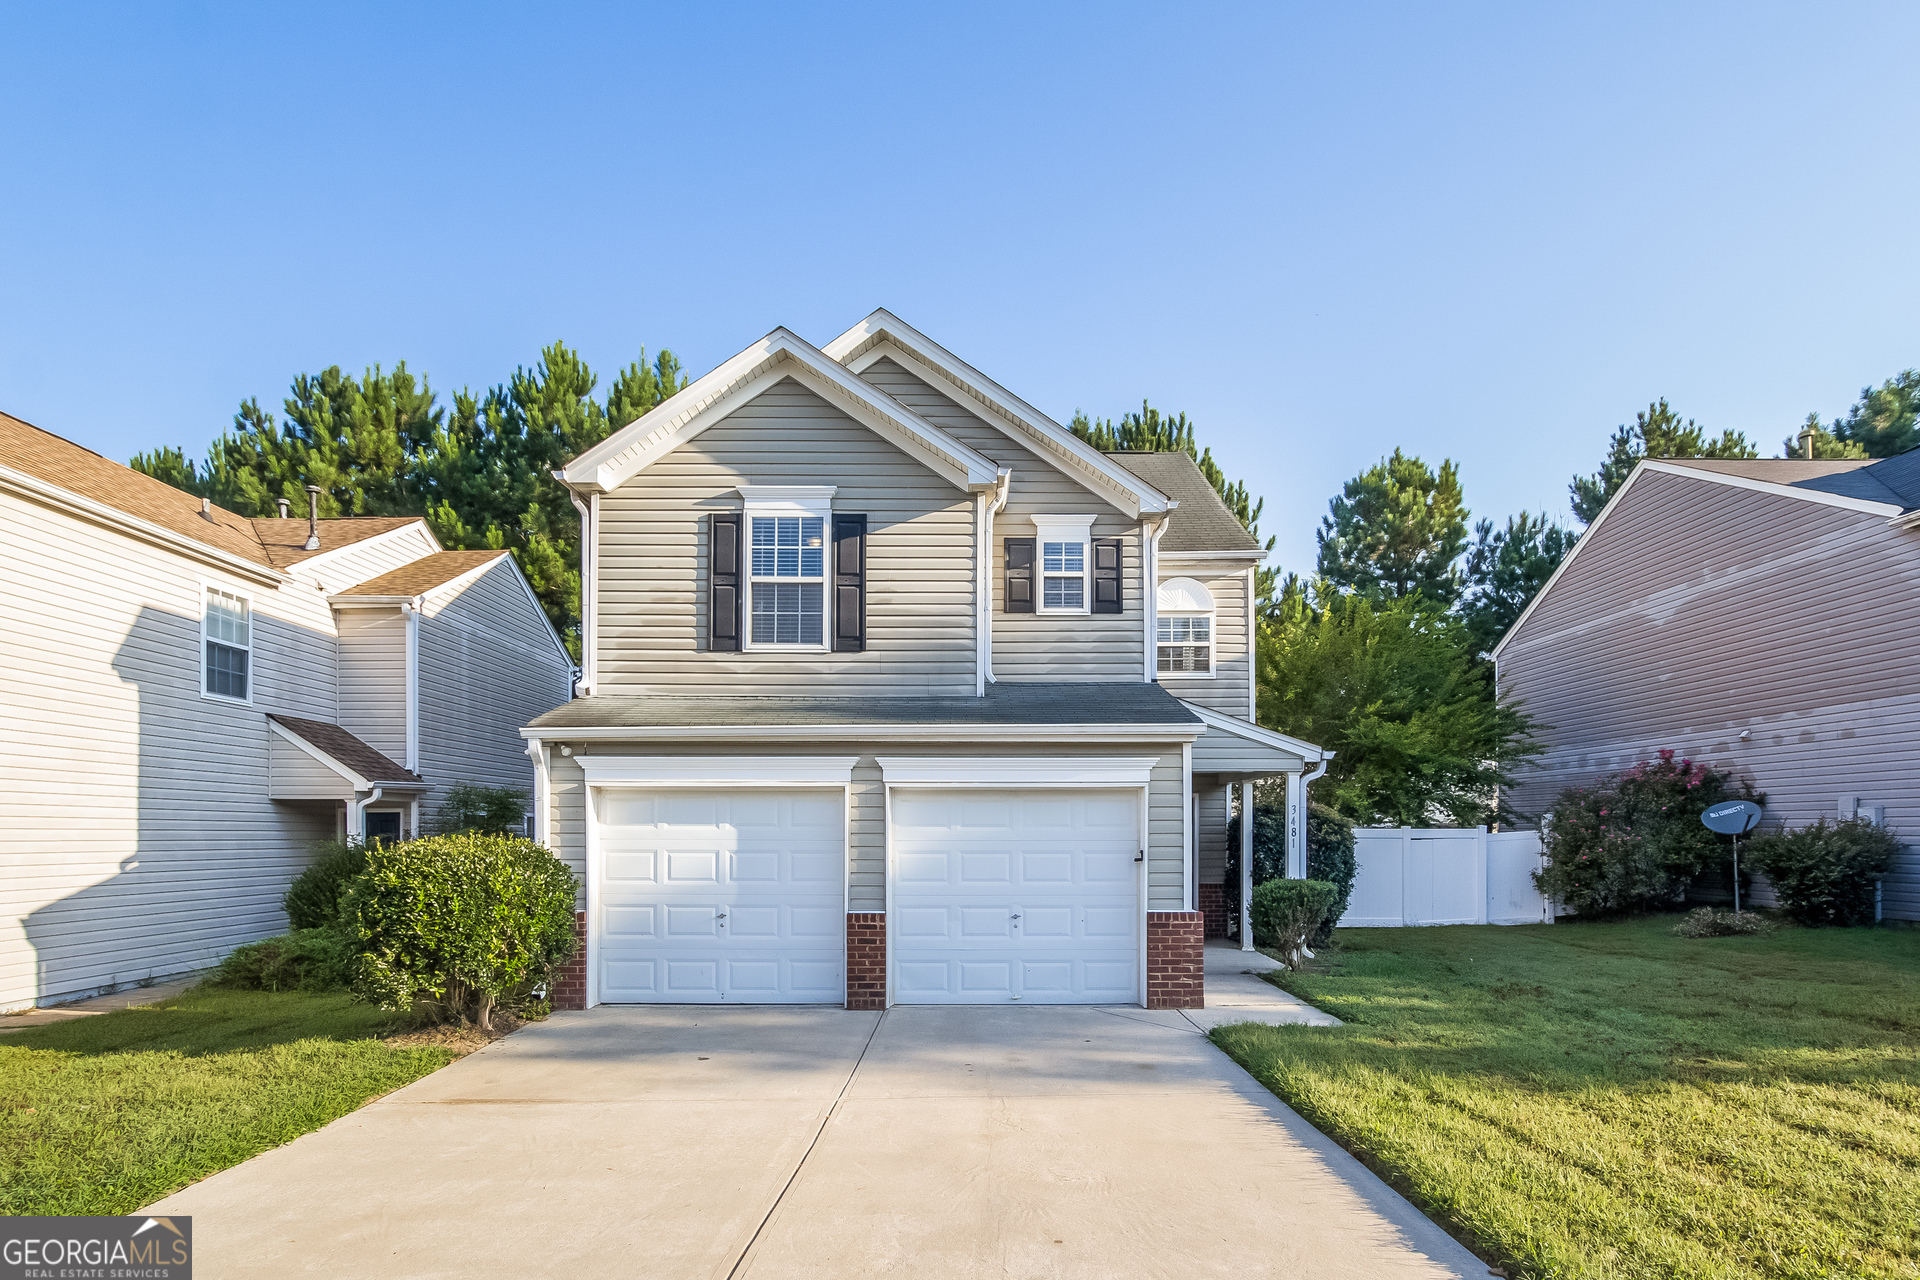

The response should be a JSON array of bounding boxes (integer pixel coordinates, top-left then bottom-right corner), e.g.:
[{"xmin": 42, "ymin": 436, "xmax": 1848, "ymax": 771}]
[
  {"xmin": 568, "ymin": 491, "xmax": 596, "ymax": 696},
  {"xmin": 1288, "ymin": 758, "xmax": 1331, "ymax": 878},
  {"xmin": 1145, "ymin": 511, "xmax": 1172, "ymax": 682},
  {"xmin": 980, "ymin": 469, "xmax": 1011, "ymax": 691},
  {"xmin": 351, "ymin": 786, "xmax": 384, "ymax": 842},
  {"xmin": 1240, "ymin": 780, "xmax": 1256, "ymax": 951},
  {"xmin": 526, "ymin": 737, "xmax": 550, "ymax": 845},
  {"xmin": 402, "ymin": 596, "xmax": 421, "ymax": 772}
]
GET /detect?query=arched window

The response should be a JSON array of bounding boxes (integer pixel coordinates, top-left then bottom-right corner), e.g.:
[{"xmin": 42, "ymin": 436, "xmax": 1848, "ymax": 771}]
[{"xmin": 1155, "ymin": 577, "xmax": 1215, "ymax": 677}]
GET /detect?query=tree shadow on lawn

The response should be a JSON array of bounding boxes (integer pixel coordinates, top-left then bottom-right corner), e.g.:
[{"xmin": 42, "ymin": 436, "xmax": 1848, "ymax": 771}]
[{"xmin": 0, "ymin": 987, "xmax": 415, "ymax": 1059}]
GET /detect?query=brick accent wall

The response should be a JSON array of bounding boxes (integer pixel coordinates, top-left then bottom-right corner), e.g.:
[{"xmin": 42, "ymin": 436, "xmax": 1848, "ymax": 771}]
[
  {"xmin": 846, "ymin": 913, "xmax": 886, "ymax": 1010},
  {"xmin": 1198, "ymin": 883, "xmax": 1227, "ymax": 937},
  {"xmin": 1145, "ymin": 911, "xmax": 1205, "ymax": 1009},
  {"xmin": 551, "ymin": 911, "xmax": 588, "ymax": 1011}
]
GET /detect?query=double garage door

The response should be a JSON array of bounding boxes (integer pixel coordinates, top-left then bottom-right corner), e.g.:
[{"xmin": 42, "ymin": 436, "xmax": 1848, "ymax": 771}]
[{"xmin": 594, "ymin": 786, "xmax": 1139, "ymax": 1005}]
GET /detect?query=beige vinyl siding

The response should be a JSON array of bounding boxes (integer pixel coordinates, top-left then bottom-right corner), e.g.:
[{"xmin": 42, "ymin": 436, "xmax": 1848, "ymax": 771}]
[
  {"xmin": 0, "ymin": 491, "xmax": 341, "ymax": 1009},
  {"xmin": 1196, "ymin": 783, "xmax": 1230, "ymax": 885},
  {"xmin": 1190, "ymin": 720, "xmax": 1308, "ymax": 774},
  {"xmin": 416, "ymin": 559, "xmax": 573, "ymax": 811},
  {"xmin": 539, "ymin": 739, "xmax": 1190, "ymax": 913},
  {"xmin": 336, "ymin": 609, "xmax": 407, "ymax": 764},
  {"xmin": 1499, "ymin": 470, "xmax": 1920, "ymax": 919},
  {"xmin": 858, "ymin": 357, "xmax": 1146, "ymax": 683},
  {"xmin": 269, "ymin": 733, "xmax": 353, "ymax": 799},
  {"xmin": 1158, "ymin": 567, "xmax": 1251, "ymax": 716},
  {"xmin": 596, "ymin": 378, "xmax": 977, "ymax": 697},
  {"xmin": 301, "ymin": 524, "xmax": 441, "ymax": 594}
]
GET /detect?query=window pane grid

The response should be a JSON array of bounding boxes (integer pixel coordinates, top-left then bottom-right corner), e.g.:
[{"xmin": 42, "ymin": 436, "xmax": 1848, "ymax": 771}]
[
  {"xmin": 1157, "ymin": 645, "xmax": 1211, "ymax": 673},
  {"xmin": 751, "ymin": 516, "xmax": 823, "ymax": 579},
  {"xmin": 1156, "ymin": 616, "xmax": 1211, "ymax": 644},
  {"xmin": 204, "ymin": 588, "xmax": 251, "ymax": 698},
  {"xmin": 1043, "ymin": 576, "xmax": 1084, "ymax": 609},
  {"xmin": 1041, "ymin": 541, "xmax": 1083, "ymax": 573},
  {"xmin": 751, "ymin": 581, "xmax": 823, "ymax": 645}
]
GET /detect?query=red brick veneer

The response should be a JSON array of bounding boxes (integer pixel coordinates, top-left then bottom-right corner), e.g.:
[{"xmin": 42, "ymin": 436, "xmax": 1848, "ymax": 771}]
[
  {"xmin": 846, "ymin": 913, "xmax": 887, "ymax": 1010},
  {"xmin": 1145, "ymin": 911, "xmax": 1205, "ymax": 1009},
  {"xmin": 551, "ymin": 911, "xmax": 588, "ymax": 1010},
  {"xmin": 1198, "ymin": 883, "xmax": 1227, "ymax": 937}
]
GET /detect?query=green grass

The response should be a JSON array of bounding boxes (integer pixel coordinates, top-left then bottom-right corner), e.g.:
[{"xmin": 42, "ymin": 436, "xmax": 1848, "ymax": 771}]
[
  {"xmin": 0, "ymin": 988, "xmax": 455, "ymax": 1215},
  {"xmin": 1213, "ymin": 918, "xmax": 1920, "ymax": 1280}
]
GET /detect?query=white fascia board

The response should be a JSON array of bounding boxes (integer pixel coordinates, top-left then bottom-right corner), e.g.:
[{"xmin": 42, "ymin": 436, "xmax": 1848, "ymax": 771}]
[
  {"xmin": 521, "ymin": 723, "xmax": 1203, "ymax": 743},
  {"xmin": 417, "ymin": 552, "xmax": 574, "ymax": 669},
  {"xmin": 268, "ymin": 716, "xmax": 371, "ymax": 789},
  {"xmin": 558, "ymin": 329, "xmax": 1000, "ymax": 494},
  {"xmin": 1183, "ymin": 702, "xmax": 1329, "ymax": 763},
  {"xmin": 876, "ymin": 756, "xmax": 1158, "ymax": 787},
  {"xmin": 826, "ymin": 316, "xmax": 1172, "ymax": 518},
  {"xmin": 297, "ymin": 520, "xmax": 442, "ymax": 576},
  {"xmin": 576, "ymin": 755, "xmax": 860, "ymax": 786},
  {"xmin": 0, "ymin": 464, "xmax": 287, "ymax": 587},
  {"xmin": 1489, "ymin": 459, "xmax": 1900, "ymax": 661},
  {"xmin": 1158, "ymin": 549, "xmax": 1269, "ymax": 562}
]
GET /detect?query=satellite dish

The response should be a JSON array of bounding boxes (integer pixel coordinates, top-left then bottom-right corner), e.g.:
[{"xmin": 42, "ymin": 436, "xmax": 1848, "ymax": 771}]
[{"xmin": 1701, "ymin": 800, "xmax": 1762, "ymax": 835}]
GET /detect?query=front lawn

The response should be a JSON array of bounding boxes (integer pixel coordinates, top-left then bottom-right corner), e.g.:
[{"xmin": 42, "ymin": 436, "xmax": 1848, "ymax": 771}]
[
  {"xmin": 1214, "ymin": 918, "xmax": 1920, "ymax": 1280},
  {"xmin": 0, "ymin": 988, "xmax": 457, "ymax": 1215}
]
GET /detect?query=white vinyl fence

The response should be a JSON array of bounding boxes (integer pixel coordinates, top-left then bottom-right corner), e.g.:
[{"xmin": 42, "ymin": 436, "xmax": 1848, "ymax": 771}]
[{"xmin": 1338, "ymin": 827, "xmax": 1551, "ymax": 928}]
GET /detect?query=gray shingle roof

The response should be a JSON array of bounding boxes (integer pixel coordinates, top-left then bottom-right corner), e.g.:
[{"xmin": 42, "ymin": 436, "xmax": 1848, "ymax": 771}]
[
  {"xmin": 1658, "ymin": 455, "xmax": 1920, "ymax": 510},
  {"xmin": 527, "ymin": 681, "xmax": 1203, "ymax": 731},
  {"xmin": 1101, "ymin": 451, "xmax": 1264, "ymax": 553},
  {"xmin": 269, "ymin": 715, "xmax": 425, "ymax": 785}
]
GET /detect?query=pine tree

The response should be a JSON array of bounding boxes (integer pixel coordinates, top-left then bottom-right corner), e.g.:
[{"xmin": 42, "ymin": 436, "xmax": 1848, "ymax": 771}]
[
  {"xmin": 1780, "ymin": 413, "xmax": 1869, "ymax": 460},
  {"xmin": 1812, "ymin": 371, "xmax": 1920, "ymax": 458},
  {"xmin": 1459, "ymin": 512, "xmax": 1576, "ymax": 656},
  {"xmin": 1315, "ymin": 449, "xmax": 1469, "ymax": 607},
  {"xmin": 1570, "ymin": 399, "xmax": 1756, "ymax": 524}
]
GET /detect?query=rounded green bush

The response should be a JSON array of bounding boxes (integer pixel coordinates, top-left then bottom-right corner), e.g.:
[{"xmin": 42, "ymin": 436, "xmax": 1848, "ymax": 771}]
[
  {"xmin": 283, "ymin": 840, "xmax": 371, "ymax": 932},
  {"xmin": 1745, "ymin": 817, "xmax": 1901, "ymax": 926},
  {"xmin": 1226, "ymin": 802, "xmax": 1356, "ymax": 943},
  {"xmin": 339, "ymin": 833, "xmax": 579, "ymax": 1029},
  {"xmin": 1251, "ymin": 878, "xmax": 1338, "ymax": 969}
]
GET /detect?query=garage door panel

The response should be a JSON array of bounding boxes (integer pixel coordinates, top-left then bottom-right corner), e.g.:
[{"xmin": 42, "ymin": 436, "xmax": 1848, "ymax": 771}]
[
  {"xmin": 892, "ymin": 788, "xmax": 1139, "ymax": 1005},
  {"xmin": 596, "ymin": 789, "xmax": 845, "ymax": 1004}
]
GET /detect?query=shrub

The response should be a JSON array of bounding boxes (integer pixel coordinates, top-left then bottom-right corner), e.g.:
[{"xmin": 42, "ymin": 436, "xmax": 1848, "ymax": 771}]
[
  {"xmin": 283, "ymin": 840, "xmax": 372, "ymax": 931},
  {"xmin": 1745, "ymin": 817, "xmax": 1901, "ymax": 926},
  {"xmin": 1251, "ymin": 879, "xmax": 1338, "ymax": 969},
  {"xmin": 433, "ymin": 783, "xmax": 531, "ymax": 835},
  {"xmin": 1226, "ymin": 802, "xmax": 1357, "ymax": 944},
  {"xmin": 213, "ymin": 929, "xmax": 353, "ymax": 992},
  {"xmin": 339, "ymin": 832, "xmax": 578, "ymax": 1029},
  {"xmin": 1536, "ymin": 751, "xmax": 1761, "ymax": 917},
  {"xmin": 1671, "ymin": 907, "xmax": 1774, "ymax": 938}
]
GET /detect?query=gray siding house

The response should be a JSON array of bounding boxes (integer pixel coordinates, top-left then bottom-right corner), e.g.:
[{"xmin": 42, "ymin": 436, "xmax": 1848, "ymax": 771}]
[
  {"xmin": 525, "ymin": 311, "xmax": 1325, "ymax": 1011},
  {"xmin": 1496, "ymin": 454, "xmax": 1920, "ymax": 920},
  {"xmin": 0, "ymin": 415, "xmax": 575, "ymax": 1010}
]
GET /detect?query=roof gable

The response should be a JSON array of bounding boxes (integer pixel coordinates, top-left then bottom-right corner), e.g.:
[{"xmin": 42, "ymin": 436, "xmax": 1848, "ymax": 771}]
[
  {"xmin": 823, "ymin": 311, "xmax": 1171, "ymax": 519},
  {"xmin": 560, "ymin": 328, "xmax": 1000, "ymax": 495},
  {"xmin": 1104, "ymin": 452, "xmax": 1262, "ymax": 553}
]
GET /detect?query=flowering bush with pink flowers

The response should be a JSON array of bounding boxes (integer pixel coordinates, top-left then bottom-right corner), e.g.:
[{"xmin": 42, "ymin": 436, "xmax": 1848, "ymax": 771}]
[{"xmin": 1536, "ymin": 751, "xmax": 1762, "ymax": 917}]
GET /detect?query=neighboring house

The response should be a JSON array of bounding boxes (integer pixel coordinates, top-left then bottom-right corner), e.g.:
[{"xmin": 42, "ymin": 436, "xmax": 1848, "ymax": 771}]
[
  {"xmin": 1495, "ymin": 454, "xmax": 1920, "ymax": 920},
  {"xmin": 0, "ymin": 414, "xmax": 575, "ymax": 1010},
  {"xmin": 525, "ymin": 311, "xmax": 1326, "ymax": 1011}
]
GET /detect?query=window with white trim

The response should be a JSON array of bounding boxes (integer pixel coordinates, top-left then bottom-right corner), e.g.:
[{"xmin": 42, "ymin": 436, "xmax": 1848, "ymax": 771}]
[
  {"xmin": 203, "ymin": 586, "xmax": 252, "ymax": 700},
  {"xmin": 1155, "ymin": 576, "xmax": 1216, "ymax": 677},
  {"xmin": 1032, "ymin": 514, "xmax": 1094, "ymax": 615},
  {"xmin": 739, "ymin": 486, "xmax": 836, "ymax": 649}
]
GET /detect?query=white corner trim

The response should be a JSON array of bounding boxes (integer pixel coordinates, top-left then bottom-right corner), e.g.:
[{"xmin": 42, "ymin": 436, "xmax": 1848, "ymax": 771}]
[
  {"xmin": 876, "ymin": 756, "xmax": 1158, "ymax": 787},
  {"xmin": 1183, "ymin": 702, "xmax": 1329, "ymax": 763},
  {"xmin": 403, "ymin": 598, "xmax": 421, "ymax": 771},
  {"xmin": 575, "ymin": 755, "xmax": 861, "ymax": 787},
  {"xmin": 268, "ymin": 717, "xmax": 371, "ymax": 789},
  {"xmin": 558, "ymin": 329, "xmax": 999, "ymax": 494}
]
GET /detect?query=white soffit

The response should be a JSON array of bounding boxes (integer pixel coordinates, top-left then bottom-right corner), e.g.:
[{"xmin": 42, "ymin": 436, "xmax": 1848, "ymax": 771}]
[
  {"xmin": 576, "ymin": 755, "xmax": 860, "ymax": 786},
  {"xmin": 558, "ymin": 329, "xmax": 999, "ymax": 494},
  {"xmin": 823, "ymin": 312, "xmax": 1171, "ymax": 520},
  {"xmin": 876, "ymin": 756, "xmax": 1159, "ymax": 787}
]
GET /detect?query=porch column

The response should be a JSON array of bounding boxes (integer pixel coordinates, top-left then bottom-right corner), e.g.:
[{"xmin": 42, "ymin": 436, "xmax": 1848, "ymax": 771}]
[
  {"xmin": 1285, "ymin": 770, "xmax": 1306, "ymax": 879},
  {"xmin": 1240, "ymin": 780, "xmax": 1255, "ymax": 952}
]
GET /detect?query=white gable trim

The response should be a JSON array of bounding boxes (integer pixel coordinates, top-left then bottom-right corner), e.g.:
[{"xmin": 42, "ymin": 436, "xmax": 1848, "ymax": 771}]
[
  {"xmin": 1490, "ymin": 459, "xmax": 1903, "ymax": 661},
  {"xmin": 825, "ymin": 315, "xmax": 1171, "ymax": 519},
  {"xmin": 296, "ymin": 520, "xmax": 443, "ymax": 579},
  {"xmin": 1182, "ymin": 702, "xmax": 1329, "ymax": 764},
  {"xmin": 268, "ymin": 717, "xmax": 373, "ymax": 790},
  {"xmin": 427, "ymin": 553, "xmax": 575, "ymax": 670},
  {"xmin": 558, "ymin": 328, "xmax": 999, "ymax": 494}
]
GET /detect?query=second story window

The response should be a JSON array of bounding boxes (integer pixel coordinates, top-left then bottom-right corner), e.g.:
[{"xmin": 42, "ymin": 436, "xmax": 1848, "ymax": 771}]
[
  {"xmin": 203, "ymin": 586, "xmax": 252, "ymax": 701},
  {"xmin": 736, "ymin": 485, "xmax": 838, "ymax": 650},
  {"xmin": 1155, "ymin": 577, "xmax": 1217, "ymax": 677},
  {"xmin": 1031, "ymin": 514, "xmax": 1095, "ymax": 615},
  {"xmin": 751, "ymin": 514, "xmax": 825, "ymax": 644}
]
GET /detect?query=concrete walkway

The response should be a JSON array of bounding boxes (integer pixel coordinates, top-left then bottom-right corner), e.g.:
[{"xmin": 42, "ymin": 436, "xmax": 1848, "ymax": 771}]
[
  {"xmin": 1184, "ymin": 938, "xmax": 1343, "ymax": 1030},
  {"xmin": 150, "ymin": 1005, "xmax": 1481, "ymax": 1279}
]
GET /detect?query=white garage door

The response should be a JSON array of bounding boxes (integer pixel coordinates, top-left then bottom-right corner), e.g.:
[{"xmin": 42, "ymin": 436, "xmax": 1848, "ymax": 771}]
[
  {"xmin": 595, "ymin": 789, "xmax": 844, "ymax": 1003},
  {"xmin": 891, "ymin": 788, "xmax": 1139, "ymax": 1004}
]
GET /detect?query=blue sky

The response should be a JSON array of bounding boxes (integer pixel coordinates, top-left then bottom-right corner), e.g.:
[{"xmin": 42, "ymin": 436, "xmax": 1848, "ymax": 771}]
[{"xmin": 3, "ymin": 2, "xmax": 1916, "ymax": 574}]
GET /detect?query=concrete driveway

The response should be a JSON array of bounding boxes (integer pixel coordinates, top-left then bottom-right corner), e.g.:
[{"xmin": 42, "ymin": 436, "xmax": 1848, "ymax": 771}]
[{"xmin": 150, "ymin": 1006, "xmax": 1484, "ymax": 1279}]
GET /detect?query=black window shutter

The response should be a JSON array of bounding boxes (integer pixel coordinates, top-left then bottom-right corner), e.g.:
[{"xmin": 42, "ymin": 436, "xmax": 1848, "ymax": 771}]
[
  {"xmin": 833, "ymin": 514, "xmax": 866, "ymax": 652},
  {"xmin": 1004, "ymin": 537, "xmax": 1035, "ymax": 613},
  {"xmin": 711, "ymin": 512, "xmax": 741, "ymax": 651},
  {"xmin": 1092, "ymin": 537, "xmax": 1122, "ymax": 614}
]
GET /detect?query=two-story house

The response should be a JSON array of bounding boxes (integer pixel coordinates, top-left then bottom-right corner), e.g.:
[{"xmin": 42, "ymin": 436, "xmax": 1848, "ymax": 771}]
[
  {"xmin": 0, "ymin": 414, "xmax": 575, "ymax": 1010},
  {"xmin": 525, "ymin": 311, "xmax": 1326, "ymax": 1011}
]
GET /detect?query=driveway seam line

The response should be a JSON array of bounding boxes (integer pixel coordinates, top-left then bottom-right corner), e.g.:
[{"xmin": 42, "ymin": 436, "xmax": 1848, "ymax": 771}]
[{"xmin": 723, "ymin": 1009, "xmax": 888, "ymax": 1280}]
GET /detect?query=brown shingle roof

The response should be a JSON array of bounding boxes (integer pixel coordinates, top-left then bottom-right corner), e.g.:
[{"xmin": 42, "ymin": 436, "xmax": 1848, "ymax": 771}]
[
  {"xmin": 1103, "ymin": 451, "xmax": 1264, "ymax": 553},
  {"xmin": 268, "ymin": 715, "xmax": 424, "ymax": 786},
  {"xmin": 334, "ymin": 550, "xmax": 510, "ymax": 598}
]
